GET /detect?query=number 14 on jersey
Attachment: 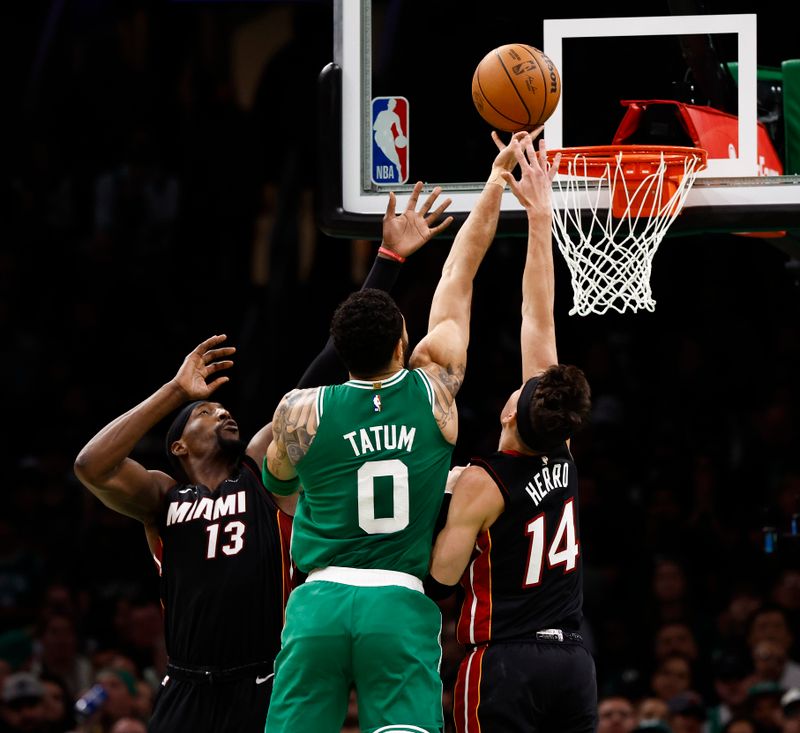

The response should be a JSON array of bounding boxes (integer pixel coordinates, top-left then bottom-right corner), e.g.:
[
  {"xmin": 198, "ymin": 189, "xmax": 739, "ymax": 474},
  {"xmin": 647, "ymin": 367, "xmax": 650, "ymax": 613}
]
[{"xmin": 523, "ymin": 498, "xmax": 579, "ymax": 587}]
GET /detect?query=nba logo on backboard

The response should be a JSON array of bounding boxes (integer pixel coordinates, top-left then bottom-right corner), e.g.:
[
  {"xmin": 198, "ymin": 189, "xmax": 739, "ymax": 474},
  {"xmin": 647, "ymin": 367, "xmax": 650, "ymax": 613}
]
[{"xmin": 371, "ymin": 96, "xmax": 409, "ymax": 185}]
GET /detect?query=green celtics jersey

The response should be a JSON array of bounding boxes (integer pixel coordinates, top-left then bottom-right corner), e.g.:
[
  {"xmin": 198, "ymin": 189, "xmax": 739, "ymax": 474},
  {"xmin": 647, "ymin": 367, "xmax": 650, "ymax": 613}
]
[{"xmin": 291, "ymin": 368, "xmax": 454, "ymax": 579}]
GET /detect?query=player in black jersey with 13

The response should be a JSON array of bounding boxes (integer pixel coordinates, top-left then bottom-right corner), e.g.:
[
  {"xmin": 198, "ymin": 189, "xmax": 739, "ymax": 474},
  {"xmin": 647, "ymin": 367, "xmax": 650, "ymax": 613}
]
[
  {"xmin": 429, "ymin": 135, "xmax": 597, "ymax": 733},
  {"xmin": 72, "ymin": 181, "xmax": 453, "ymax": 733}
]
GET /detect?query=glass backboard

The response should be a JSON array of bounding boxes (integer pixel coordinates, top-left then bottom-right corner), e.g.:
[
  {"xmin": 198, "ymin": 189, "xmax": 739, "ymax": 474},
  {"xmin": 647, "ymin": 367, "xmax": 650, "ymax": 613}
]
[{"xmin": 319, "ymin": 0, "xmax": 800, "ymax": 244}]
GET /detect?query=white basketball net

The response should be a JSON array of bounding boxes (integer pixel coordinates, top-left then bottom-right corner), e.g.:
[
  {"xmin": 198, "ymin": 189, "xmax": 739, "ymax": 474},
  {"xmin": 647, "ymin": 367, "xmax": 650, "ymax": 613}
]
[{"xmin": 551, "ymin": 150, "xmax": 705, "ymax": 316}]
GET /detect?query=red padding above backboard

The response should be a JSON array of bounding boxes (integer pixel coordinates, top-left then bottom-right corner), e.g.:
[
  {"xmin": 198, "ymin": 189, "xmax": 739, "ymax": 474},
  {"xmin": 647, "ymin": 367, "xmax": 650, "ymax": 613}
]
[{"xmin": 613, "ymin": 99, "xmax": 783, "ymax": 176}]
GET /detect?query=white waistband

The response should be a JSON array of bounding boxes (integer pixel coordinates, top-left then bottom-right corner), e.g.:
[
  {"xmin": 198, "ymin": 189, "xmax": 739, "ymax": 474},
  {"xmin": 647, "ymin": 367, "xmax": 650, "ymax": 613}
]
[{"xmin": 306, "ymin": 566, "xmax": 423, "ymax": 593}]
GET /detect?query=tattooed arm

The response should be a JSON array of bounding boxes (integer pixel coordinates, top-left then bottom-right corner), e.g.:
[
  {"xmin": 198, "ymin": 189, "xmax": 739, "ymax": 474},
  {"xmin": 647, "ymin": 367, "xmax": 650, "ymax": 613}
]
[
  {"xmin": 264, "ymin": 387, "xmax": 320, "ymax": 493},
  {"xmin": 409, "ymin": 130, "xmax": 535, "ymax": 444}
]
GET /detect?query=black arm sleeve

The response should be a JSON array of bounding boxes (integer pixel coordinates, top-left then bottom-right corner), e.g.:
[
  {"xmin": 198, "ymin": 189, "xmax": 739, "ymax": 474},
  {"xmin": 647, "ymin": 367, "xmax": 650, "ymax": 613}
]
[{"xmin": 295, "ymin": 255, "xmax": 403, "ymax": 388}]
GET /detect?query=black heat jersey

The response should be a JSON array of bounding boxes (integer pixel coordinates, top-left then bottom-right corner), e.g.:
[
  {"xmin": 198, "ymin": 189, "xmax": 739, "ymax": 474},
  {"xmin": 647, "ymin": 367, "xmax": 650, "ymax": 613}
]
[
  {"xmin": 456, "ymin": 445, "xmax": 583, "ymax": 646},
  {"xmin": 154, "ymin": 456, "xmax": 293, "ymax": 668}
]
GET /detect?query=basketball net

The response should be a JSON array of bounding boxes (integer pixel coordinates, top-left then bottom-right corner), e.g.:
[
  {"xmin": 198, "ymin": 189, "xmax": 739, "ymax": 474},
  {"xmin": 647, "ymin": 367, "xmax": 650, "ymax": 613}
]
[{"xmin": 548, "ymin": 146, "xmax": 707, "ymax": 316}]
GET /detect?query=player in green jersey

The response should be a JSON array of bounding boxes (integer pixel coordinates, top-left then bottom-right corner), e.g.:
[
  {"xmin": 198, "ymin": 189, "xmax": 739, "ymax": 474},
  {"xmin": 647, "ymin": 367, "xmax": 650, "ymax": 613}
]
[{"xmin": 262, "ymin": 130, "xmax": 534, "ymax": 733}]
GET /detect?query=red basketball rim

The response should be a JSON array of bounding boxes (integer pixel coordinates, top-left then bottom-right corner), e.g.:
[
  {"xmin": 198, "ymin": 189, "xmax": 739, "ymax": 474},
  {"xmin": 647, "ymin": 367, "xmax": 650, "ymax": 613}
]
[{"xmin": 546, "ymin": 145, "xmax": 708, "ymax": 176}]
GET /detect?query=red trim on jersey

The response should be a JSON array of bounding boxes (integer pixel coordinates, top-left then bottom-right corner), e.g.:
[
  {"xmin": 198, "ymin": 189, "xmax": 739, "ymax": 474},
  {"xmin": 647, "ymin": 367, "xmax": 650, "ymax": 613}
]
[
  {"xmin": 500, "ymin": 449, "xmax": 526, "ymax": 457},
  {"xmin": 152, "ymin": 536, "xmax": 163, "ymax": 576},
  {"xmin": 457, "ymin": 530, "xmax": 492, "ymax": 645},
  {"xmin": 454, "ymin": 645, "xmax": 487, "ymax": 733},
  {"xmin": 276, "ymin": 510, "xmax": 294, "ymax": 619},
  {"xmin": 152, "ymin": 536, "xmax": 165, "ymax": 620}
]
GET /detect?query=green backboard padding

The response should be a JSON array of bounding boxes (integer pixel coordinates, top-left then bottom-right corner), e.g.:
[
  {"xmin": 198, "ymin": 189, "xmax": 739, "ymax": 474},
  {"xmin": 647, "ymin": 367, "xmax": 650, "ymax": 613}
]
[{"xmin": 782, "ymin": 60, "xmax": 800, "ymax": 174}]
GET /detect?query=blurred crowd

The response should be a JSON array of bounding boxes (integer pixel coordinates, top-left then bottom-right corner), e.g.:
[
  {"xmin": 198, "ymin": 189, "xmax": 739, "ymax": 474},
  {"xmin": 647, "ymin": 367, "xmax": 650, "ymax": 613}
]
[{"xmin": 4, "ymin": 2, "xmax": 800, "ymax": 732}]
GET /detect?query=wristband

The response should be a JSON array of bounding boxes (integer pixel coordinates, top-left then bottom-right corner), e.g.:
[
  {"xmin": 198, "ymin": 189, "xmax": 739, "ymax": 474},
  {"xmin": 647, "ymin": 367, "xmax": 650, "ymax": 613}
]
[
  {"xmin": 262, "ymin": 457, "xmax": 301, "ymax": 496},
  {"xmin": 377, "ymin": 246, "xmax": 406, "ymax": 263},
  {"xmin": 423, "ymin": 573, "xmax": 458, "ymax": 601},
  {"xmin": 486, "ymin": 169, "xmax": 508, "ymax": 189}
]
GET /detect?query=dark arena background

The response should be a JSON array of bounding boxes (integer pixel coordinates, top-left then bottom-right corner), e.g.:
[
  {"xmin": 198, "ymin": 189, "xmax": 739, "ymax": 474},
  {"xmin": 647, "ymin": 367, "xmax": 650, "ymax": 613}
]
[{"xmin": 3, "ymin": 1, "xmax": 800, "ymax": 732}]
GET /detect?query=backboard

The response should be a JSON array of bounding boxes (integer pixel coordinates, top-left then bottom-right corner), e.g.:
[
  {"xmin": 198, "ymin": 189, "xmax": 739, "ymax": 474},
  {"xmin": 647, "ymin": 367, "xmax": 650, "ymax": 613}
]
[{"xmin": 318, "ymin": 0, "xmax": 800, "ymax": 243}]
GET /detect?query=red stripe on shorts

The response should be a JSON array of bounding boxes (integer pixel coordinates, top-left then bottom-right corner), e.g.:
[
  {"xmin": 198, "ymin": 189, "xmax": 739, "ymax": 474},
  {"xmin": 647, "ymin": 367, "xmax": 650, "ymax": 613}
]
[{"xmin": 454, "ymin": 645, "xmax": 487, "ymax": 733}]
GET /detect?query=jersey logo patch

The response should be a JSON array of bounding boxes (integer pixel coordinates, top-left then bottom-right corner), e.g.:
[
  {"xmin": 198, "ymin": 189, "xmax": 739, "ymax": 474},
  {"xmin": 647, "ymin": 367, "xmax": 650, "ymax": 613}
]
[
  {"xmin": 373, "ymin": 395, "xmax": 382, "ymax": 412},
  {"xmin": 374, "ymin": 727, "xmax": 430, "ymax": 733},
  {"xmin": 255, "ymin": 674, "xmax": 273, "ymax": 685}
]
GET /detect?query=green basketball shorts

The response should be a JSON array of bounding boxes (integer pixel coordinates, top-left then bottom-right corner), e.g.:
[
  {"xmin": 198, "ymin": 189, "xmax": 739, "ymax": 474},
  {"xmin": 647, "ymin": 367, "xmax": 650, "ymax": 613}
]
[{"xmin": 265, "ymin": 575, "xmax": 443, "ymax": 733}]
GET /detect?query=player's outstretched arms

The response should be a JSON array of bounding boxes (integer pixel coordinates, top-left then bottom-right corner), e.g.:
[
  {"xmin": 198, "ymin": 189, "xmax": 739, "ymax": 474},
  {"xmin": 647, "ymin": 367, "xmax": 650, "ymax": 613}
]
[
  {"xmin": 291, "ymin": 182, "xmax": 453, "ymax": 393},
  {"xmin": 410, "ymin": 129, "xmax": 537, "ymax": 443},
  {"xmin": 504, "ymin": 136, "xmax": 561, "ymax": 379},
  {"xmin": 74, "ymin": 335, "xmax": 235, "ymax": 523}
]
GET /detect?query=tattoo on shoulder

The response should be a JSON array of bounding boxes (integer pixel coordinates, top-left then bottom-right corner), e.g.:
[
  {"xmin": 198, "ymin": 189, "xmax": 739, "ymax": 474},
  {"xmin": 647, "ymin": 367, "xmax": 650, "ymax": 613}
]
[
  {"xmin": 274, "ymin": 388, "xmax": 319, "ymax": 466},
  {"xmin": 423, "ymin": 362, "xmax": 465, "ymax": 429}
]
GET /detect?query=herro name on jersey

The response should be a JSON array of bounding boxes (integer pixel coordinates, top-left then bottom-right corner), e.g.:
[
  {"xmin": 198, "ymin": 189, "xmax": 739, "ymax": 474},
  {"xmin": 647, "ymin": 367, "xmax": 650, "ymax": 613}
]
[{"xmin": 524, "ymin": 463, "xmax": 569, "ymax": 507}]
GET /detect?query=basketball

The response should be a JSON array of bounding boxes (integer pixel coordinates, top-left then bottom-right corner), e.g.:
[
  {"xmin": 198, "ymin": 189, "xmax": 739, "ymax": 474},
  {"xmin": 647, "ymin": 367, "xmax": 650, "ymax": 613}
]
[{"xmin": 471, "ymin": 43, "xmax": 561, "ymax": 132}]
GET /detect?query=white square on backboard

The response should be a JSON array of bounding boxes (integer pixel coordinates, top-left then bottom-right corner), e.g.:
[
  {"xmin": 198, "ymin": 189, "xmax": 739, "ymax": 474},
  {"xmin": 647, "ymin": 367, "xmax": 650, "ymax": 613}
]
[{"xmin": 543, "ymin": 14, "xmax": 758, "ymax": 178}]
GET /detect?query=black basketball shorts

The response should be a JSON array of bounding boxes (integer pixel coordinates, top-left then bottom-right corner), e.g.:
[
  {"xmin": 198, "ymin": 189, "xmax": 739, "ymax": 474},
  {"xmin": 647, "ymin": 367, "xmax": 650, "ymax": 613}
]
[
  {"xmin": 453, "ymin": 639, "xmax": 597, "ymax": 733},
  {"xmin": 148, "ymin": 667, "xmax": 272, "ymax": 733}
]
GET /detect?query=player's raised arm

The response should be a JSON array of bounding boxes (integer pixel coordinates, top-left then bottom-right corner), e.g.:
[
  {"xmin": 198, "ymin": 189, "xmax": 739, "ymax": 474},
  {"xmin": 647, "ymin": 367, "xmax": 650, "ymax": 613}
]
[
  {"xmin": 409, "ymin": 129, "xmax": 534, "ymax": 443},
  {"xmin": 503, "ymin": 136, "xmax": 561, "ymax": 379},
  {"xmin": 74, "ymin": 335, "xmax": 235, "ymax": 522},
  {"xmin": 287, "ymin": 182, "xmax": 453, "ymax": 394},
  {"xmin": 254, "ymin": 184, "xmax": 453, "ymax": 498}
]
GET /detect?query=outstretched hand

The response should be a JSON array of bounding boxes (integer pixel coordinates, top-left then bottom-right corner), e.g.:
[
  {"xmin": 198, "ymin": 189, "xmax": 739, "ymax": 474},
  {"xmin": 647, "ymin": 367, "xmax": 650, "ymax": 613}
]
[
  {"xmin": 502, "ymin": 135, "xmax": 560, "ymax": 215},
  {"xmin": 171, "ymin": 335, "xmax": 236, "ymax": 400},
  {"xmin": 381, "ymin": 181, "xmax": 454, "ymax": 259},
  {"xmin": 490, "ymin": 128, "xmax": 541, "ymax": 173}
]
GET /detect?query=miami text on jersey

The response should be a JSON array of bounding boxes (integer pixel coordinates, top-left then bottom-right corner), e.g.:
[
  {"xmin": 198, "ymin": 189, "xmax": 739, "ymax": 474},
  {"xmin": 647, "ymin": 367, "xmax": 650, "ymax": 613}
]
[{"xmin": 166, "ymin": 491, "xmax": 247, "ymax": 525}]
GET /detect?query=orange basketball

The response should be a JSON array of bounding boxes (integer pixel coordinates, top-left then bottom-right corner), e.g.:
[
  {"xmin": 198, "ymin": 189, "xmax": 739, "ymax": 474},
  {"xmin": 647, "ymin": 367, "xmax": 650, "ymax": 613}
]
[{"xmin": 471, "ymin": 43, "xmax": 561, "ymax": 132}]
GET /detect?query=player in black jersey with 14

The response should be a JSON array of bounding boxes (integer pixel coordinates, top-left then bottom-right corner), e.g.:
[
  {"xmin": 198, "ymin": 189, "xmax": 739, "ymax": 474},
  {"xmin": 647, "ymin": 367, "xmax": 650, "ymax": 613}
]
[{"xmin": 429, "ymin": 134, "xmax": 597, "ymax": 733}]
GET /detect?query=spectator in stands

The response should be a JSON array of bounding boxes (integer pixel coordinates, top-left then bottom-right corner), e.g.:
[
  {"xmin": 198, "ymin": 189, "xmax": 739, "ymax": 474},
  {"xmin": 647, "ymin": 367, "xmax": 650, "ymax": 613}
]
[
  {"xmin": 667, "ymin": 690, "xmax": 706, "ymax": 733},
  {"xmin": 0, "ymin": 672, "xmax": 47, "ymax": 733},
  {"xmin": 652, "ymin": 654, "xmax": 694, "ymax": 702},
  {"xmin": 71, "ymin": 667, "xmax": 141, "ymax": 733},
  {"xmin": 636, "ymin": 696, "xmax": 670, "ymax": 727},
  {"xmin": 716, "ymin": 585, "xmax": 763, "ymax": 651},
  {"xmin": 93, "ymin": 668, "xmax": 139, "ymax": 733},
  {"xmin": 771, "ymin": 569, "xmax": 800, "ymax": 658},
  {"xmin": 654, "ymin": 623, "xmax": 700, "ymax": 665},
  {"xmin": 753, "ymin": 640, "xmax": 796, "ymax": 687},
  {"xmin": 38, "ymin": 674, "xmax": 74, "ymax": 733},
  {"xmin": 29, "ymin": 613, "xmax": 92, "ymax": 702},
  {"xmin": 746, "ymin": 606, "xmax": 800, "ymax": 689},
  {"xmin": 598, "ymin": 695, "xmax": 637, "ymax": 733},
  {"xmin": 745, "ymin": 681, "xmax": 784, "ymax": 733},
  {"xmin": 706, "ymin": 651, "xmax": 752, "ymax": 733}
]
